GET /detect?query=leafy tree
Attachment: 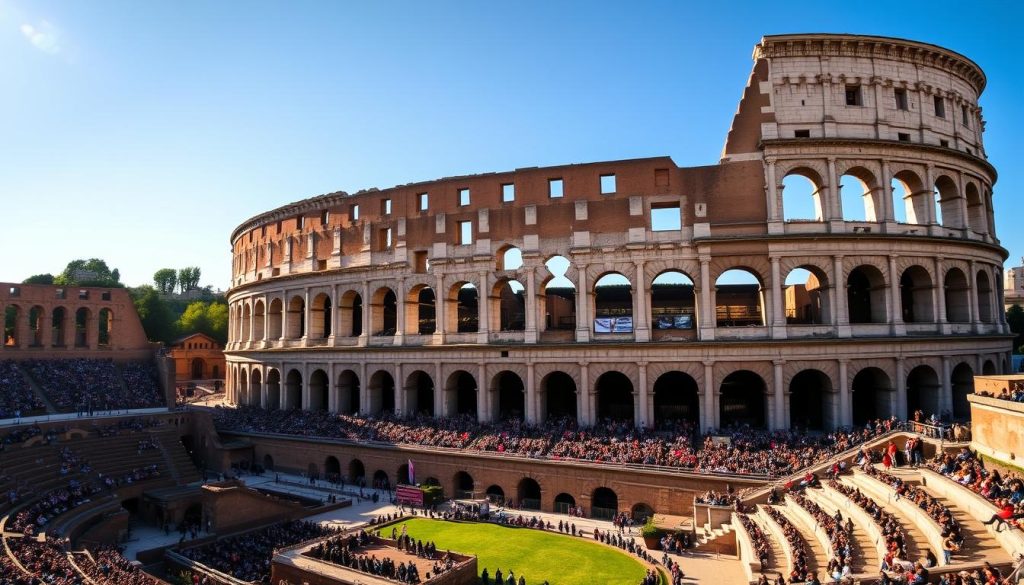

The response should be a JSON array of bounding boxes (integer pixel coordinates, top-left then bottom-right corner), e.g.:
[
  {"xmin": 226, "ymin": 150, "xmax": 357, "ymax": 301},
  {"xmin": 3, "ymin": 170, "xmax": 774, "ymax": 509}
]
[
  {"xmin": 177, "ymin": 266, "xmax": 202, "ymax": 292},
  {"xmin": 1008, "ymin": 304, "xmax": 1024, "ymax": 354},
  {"xmin": 54, "ymin": 259, "xmax": 123, "ymax": 288},
  {"xmin": 177, "ymin": 301, "xmax": 228, "ymax": 344},
  {"xmin": 153, "ymin": 268, "xmax": 178, "ymax": 294},
  {"xmin": 131, "ymin": 286, "xmax": 177, "ymax": 344},
  {"xmin": 22, "ymin": 274, "xmax": 54, "ymax": 285}
]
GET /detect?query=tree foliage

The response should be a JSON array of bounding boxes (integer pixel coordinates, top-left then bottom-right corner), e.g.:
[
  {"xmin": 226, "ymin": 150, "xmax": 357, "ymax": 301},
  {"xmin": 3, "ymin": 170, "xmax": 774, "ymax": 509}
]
[
  {"xmin": 177, "ymin": 267, "xmax": 202, "ymax": 292},
  {"xmin": 153, "ymin": 268, "xmax": 178, "ymax": 294},
  {"xmin": 1008, "ymin": 304, "xmax": 1024, "ymax": 354},
  {"xmin": 54, "ymin": 259, "xmax": 123, "ymax": 288},
  {"xmin": 132, "ymin": 286, "xmax": 178, "ymax": 344},
  {"xmin": 176, "ymin": 301, "xmax": 228, "ymax": 344},
  {"xmin": 22, "ymin": 274, "xmax": 55, "ymax": 285}
]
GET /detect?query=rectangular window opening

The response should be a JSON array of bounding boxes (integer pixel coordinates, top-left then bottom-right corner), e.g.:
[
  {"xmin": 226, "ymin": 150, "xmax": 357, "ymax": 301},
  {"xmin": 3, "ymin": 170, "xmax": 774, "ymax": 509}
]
[
  {"xmin": 78, "ymin": 290, "xmax": 89, "ymax": 300},
  {"xmin": 55, "ymin": 288, "xmax": 65, "ymax": 299},
  {"xmin": 458, "ymin": 188, "xmax": 471, "ymax": 206},
  {"xmin": 794, "ymin": 129, "xmax": 811, "ymax": 138},
  {"xmin": 651, "ymin": 204, "xmax": 682, "ymax": 232},
  {"xmin": 934, "ymin": 96, "xmax": 946, "ymax": 118},
  {"xmin": 350, "ymin": 204, "xmax": 360, "ymax": 222},
  {"xmin": 600, "ymin": 174, "xmax": 616, "ymax": 195},
  {"xmin": 845, "ymin": 84, "xmax": 863, "ymax": 106},
  {"xmin": 101, "ymin": 291, "xmax": 111, "ymax": 301},
  {"xmin": 548, "ymin": 178, "xmax": 564, "ymax": 198},
  {"xmin": 894, "ymin": 88, "xmax": 908, "ymax": 111},
  {"xmin": 379, "ymin": 228, "xmax": 392, "ymax": 249},
  {"xmin": 320, "ymin": 210, "xmax": 329, "ymax": 226},
  {"xmin": 296, "ymin": 215, "xmax": 304, "ymax": 229},
  {"xmin": 939, "ymin": 139, "xmax": 950, "ymax": 148},
  {"xmin": 898, "ymin": 132, "xmax": 911, "ymax": 142},
  {"xmin": 502, "ymin": 183, "xmax": 515, "ymax": 203},
  {"xmin": 382, "ymin": 199, "xmax": 392, "ymax": 215},
  {"xmin": 961, "ymin": 105, "xmax": 970, "ymax": 127},
  {"xmin": 9, "ymin": 287, "xmax": 20, "ymax": 297},
  {"xmin": 458, "ymin": 220, "xmax": 473, "ymax": 245},
  {"xmin": 414, "ymin": 251, "xmax": 429, "ymax": 273},
  {"xmin": 418, "ymin": 193, "xmax": 429, "ymax": 211}
]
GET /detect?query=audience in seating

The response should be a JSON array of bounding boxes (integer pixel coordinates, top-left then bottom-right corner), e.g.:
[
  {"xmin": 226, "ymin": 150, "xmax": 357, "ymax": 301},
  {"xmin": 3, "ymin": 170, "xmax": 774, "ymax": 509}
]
[
  {"xmin": 0, "ymin": 361, "xmax": 45, "ymax": 419},
  {"xmin": 931, "ymin": 448, "xmax": 1024, "ymax": 532},
  {"xmin": 21, "ymin": 358, "xmax": 164, "ymax": 413}
]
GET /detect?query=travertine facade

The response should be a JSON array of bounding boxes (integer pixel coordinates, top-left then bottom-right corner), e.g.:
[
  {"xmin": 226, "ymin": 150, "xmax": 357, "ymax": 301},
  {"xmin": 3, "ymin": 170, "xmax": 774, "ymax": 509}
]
[{"xmin": 224, "ymin": 34, "xmax": 1011, "ymax": 432}]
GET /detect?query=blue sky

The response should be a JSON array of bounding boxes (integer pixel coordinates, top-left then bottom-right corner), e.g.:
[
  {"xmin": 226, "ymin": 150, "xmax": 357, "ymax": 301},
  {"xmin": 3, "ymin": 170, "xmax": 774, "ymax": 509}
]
[{"xmin": 2, "ymin": 1, "xmax": 1021, "ymax": 290}]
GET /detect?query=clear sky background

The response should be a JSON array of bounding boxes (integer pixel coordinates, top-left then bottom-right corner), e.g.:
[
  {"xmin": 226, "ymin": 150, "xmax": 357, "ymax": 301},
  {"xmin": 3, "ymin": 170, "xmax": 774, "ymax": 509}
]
[{"xmin": 2, "ymin": 1, "xmax": 1021, "ymax": 290}]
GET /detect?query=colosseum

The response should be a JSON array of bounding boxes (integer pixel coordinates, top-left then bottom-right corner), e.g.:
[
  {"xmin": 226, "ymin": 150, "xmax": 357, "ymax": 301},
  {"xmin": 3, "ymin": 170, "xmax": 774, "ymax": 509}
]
[{"xmin": 225, "ymin": 33, "xmax": 1010, "ymax": 437}]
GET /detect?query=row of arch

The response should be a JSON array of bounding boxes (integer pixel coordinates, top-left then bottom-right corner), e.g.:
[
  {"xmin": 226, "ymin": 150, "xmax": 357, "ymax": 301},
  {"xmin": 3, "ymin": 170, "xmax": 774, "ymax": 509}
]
[
  {"xmin": 233, "ymin": 359, "xmax": 994, "ymax": 430},
  {"xmin": 272, "ymin": 454, "xmax": 648, "ymax": 520},
  {"xmin": 3, "ymin": 305, "xmax": 114, "ymax": 349},
  {"xmin": 776, "ymin": 161, "xmax": 993, "ymax": 236},
  {"xmin": 229, "ymin": 258, "xmax": 1003, "ymax": 343}
]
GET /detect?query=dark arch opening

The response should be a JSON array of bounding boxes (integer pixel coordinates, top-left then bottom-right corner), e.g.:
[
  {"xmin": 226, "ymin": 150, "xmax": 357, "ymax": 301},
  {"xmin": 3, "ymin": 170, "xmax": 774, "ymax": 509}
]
[
  {"xmin": 454, "ymin": 471, "xmax": 474, "ymax": 498},
  {"xmin": 495, "ymin": 371, "xmax": 525, "ymax": 421},
  {"xmin": 349, "ymin": 459, "xmax": 365, "ymax": 484},
  {"xmin": 417, "ymin": 287, "xmax": 436, "ymax": 334},
  {"xmin": 263, "ymin": 454, "xmax": 274, "ymax": 471},
  {"xmin": 595, "ymin": 371, "xmax": 634, "ymax": 422},
  {"xmin": 407, "ymin": 371, "xmax": 434, "ymax": 417},
  {"xmin": 336, "ymin": 370, "xmax": 360, "ymax": 415},
  {"xmin": 788, "ymin": 370, "xmax": 831, "ymax": 431},
  {"xmin": 951, "ymin": 363, "xmax": 974, "ymax": 420},
  {"xmin": 543, "ymin": 372, "xmax": 577, "ymax": 422},
  {"xmin": 397, "ymin": 463, "xmax": 410, "ymax": 485},
  {"xmin": 983, "ymin": 360, "xmax": 996, "ymax": 375},
  {"xmin": 485, "ymin": 484, "xmax": 505, "ymax": 505},
  {"xmin": 554, "ymin": 492, "xmax": 576, "ymax": 515},
  {"xmin": 448, "ymin": 371, "xmax": 477, "ymax": 418},
  {"xmin": 324, "ymin": 456, "xmax": 340, "ymax": 481},
  {"xmin": 518, "ymin": 478, "xmax": 541, "ymax": 510},
  {"xmin": 285, "ymin": 370, "xmax": 302, "ymax": 410},
  {"xmin": 266, "ymin": 370, "xmax": 281, "ymax": 410},
  {"xmin": 591, "ymin": 487, "xmax": 618, "ymax": 520},
  {"xmin": 373, "ymin": 470, "xmax": 390, "ymax": 490},
  {"xmin": 632, "ymin": 503, "xmax": 655, "ymax": 523},
  {"xmin": 851, "ymin": 368, "xmax": 892, "ymax": 425},
  {"xmin": 847, "ymin": 266, "xmax": 886, "ymax": 324},
  {"xmin": 719, "ymin": 370, "xmax": 766, "ymax": 429},
  {"xmin": 906, "ymin": 365, "xmax": 940, "ymax": 419},
  {"xmin": 308, "ymin": 369, "xmax": 328, "ymax": 411},
  {"xmin": 652, "ymin": 371, "xmax": 699, "ymax": 427},
  {"xmin": 900, "ymin": 266, "xmax": 934, "ymax": 323}
]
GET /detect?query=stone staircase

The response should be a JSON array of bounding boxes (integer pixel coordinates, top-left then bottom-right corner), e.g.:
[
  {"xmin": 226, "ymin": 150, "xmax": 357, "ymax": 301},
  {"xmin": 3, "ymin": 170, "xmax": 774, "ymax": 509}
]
[
  {"xmin": 693, "ymin": 519, "xmax": 734, "ymax": 551},
  {"xmin": 760, "ymin": 503, "xmax": 830, "ymax": 578},
  {"xmin": 14, "ymin": 362, "xmax": 57, "ymax": 414}
]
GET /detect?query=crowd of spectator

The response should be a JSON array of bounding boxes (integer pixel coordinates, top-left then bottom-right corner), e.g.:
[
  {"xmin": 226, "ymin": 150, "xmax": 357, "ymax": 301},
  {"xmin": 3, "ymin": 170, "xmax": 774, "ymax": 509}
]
[
  {"xmin": 736, "ymin": 513, "xmax": 770, "ymax": 571},
  {"xmin": 10, "ymin": 479, "xmax": 102, "ymax": 534},
  {"xmin": 308, "ymin": 530, "xmax": 443, "ymax": 584},
  {"xmin": 788, "ymin": 493, "xmax": 854, "ymax": 576},
  {"xmin": 182, "ymin": 520, "xmax": 338, "ymax": 582},
  {"xmin": 7, "ymin": 535, "xmax": 79, "ymax": 584},
  {"xmin": 19, "ymin": 358, "xmax": 164, "ymax": 414},
  {"xmin": 931, "ymin": 448, "xmax": 1024, "ymax": 532},
  {"xmin": 695, "ymin": 489, "xmax": 740, "ymax": 507},
  {"xmin": 213, "ymin": 406, "xmax": 902, "ymax": 478},
  {"xmin": 763, "ymin": 504, "xmax": 812, "ymax": 583},
  {"xmin": 828, "ymin": 480, "xmax": 909, "ymax": 563},
  {"xmin": 975, "ymin": 381, "xmax": 1024, "ymax": 403},
  {"xmin": 0, "ymin": 361, "xmax": 45, "ymax": 419},
  {"xmin": 79, "ymin": 545, "xmax": 162, "ymax": 585}
]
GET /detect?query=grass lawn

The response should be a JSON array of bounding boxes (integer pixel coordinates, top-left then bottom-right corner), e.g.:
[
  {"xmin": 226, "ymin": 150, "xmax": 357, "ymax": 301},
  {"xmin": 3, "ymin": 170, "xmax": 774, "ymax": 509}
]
[{"xmin": 388, "ymin": 518, "xmax": 649, "ymax": 585}]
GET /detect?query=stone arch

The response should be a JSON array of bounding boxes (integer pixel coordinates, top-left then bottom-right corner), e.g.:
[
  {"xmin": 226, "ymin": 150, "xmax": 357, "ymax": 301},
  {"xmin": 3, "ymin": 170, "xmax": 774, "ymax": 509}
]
[
  {"xmin": 539, "ymin": 371, "xmax": 577, "ymax": 422},
  {"xmin": 368, "ymin": 369, "xmax": 396, "ymax": 416},
  {"xmin": 838, "ymin": 165, "xmax": 883, "ymax": 222},
  {"xmin": 50, "ymin": 306, "xmax": 67, "ymax": 347},
  {"xmin": 540, "ymin": 255, "xmax": 577, "ymax": 333},
  {"xmin": 447, "ymin": 281, "xmax": 479, "ymax": 334},
  {"xmin": 266, "ymin": 369, "xmax": 281, "ymax": 410},
  {"xmin": 900, "ymin": 265, "xmax": 935, "ymax": 323},
  {"xmin": 719, "ymin": 369, "xmax": 767, "ymax": 428},
  {"xmin": 965, "ymin": 181, "xmax": 987, "ymax": 234},
  {"xmin": 371, "ymin": 287, "xmax": 397, "ymax": 336},
  {"xmin": 404, "ymin": 370, "xmax": 435, "ymax": 417},
  {"xmin": 906, "ymin": 365, "xmax": 940, "ymax": 418},
  {"xmin": 74, "ymin": 307, "xmax": 91, "ymax": 347},
  {"xmin": 336, "ymin": 369, "xmax": 360, "ymax": 414},
  {"xmin": 593, "ymin": 272, "xmax": 633, "ymax": 335},
  {"xmin": 308, "ymin": 369, "xmax": 329, "ymax": 411},
  {"xmin": 497, "ymin": 244, "xmax": 523, "ymax": 271},
  {"xmin": 444, "ymin": 370, "xmax": 478, "ymax": 418},
  {"xmin": 250, "ymin": 369, "xmax": 262, "ymax": 407},
  {"xmin": 594, "ymin": 371, "xmax": 634, "ymax": 422},
  {"xmin": 453, "ymin": 471, "xmax": 475, "ymax": 498},
  {"xmin": 397, "ymin": 462, "xmax": 410, "ymax": 485},
  {"xmin": 263, "ymin": 454, "xmax": 274, "ymax": 471},
  {"xmin": 983, "ymin": 360, "xmax": 996, "ymax": 375},
  {"xmin": 491, "ymin": 277, "xmax": 526, "ymax": 332},
  {"xmin": 373, "ymin": 470, "xmax": 390, "ymax": 490},
  {"xmin": 309, "ymin": 292, "xmax": 332, "ymax": 339},
  {"xmin": 349, "ymin": 459, "xmax": 365, "ymax": 484},
  {"xmin": 650, "ymin": 269, "xmax": 697, "ymax": 337},
  {"xmin": 779, "ymin": 164, "xmax": 828, "ymax": 222},
  {"xmin": 97, "ymin": 307, "xmax": 113, "ymax": 347},
  {"xmin": 652, "ymin": 371, "xmax": 699, "ymax": 427},
  {"xmin": 850, "ymin": 366, "xmax": 893, "ymax": 425},
  {"xmin": 783, "ymin": 264, "xmax": 831, "ymax": 325},
  {"xmin": 715, "ymin": 268, "xmax": 765, "ymax": 327},
  {"xmin": 339, "ymin": 290, "xmax": 363, "ymax": 337},
  {"xmin": 933, "ymin": 173, "xmax": 963, "ymax": 228},
  {"xmin": 267, "ymin": 297, "xmax": 284, "ymax": 339},
  {"xmin": 631, "ymin": 503, "xmax": 655, "ymax": 522},
  {"xmin": 951, "ymin": 362, "xmax": 974, "ymax": 420},
  {"xmin": 976, "ymin": 270, "xmax": 993, "ymax": 323},
  {"xmin": 324, "ymin": 456, "xmax": 341, "ymax": 481},
  {"xmin": 591, "ymin": 487, "xmax": 619, "ymax": 520},
  {"xmin": 554, "ymin": 492, "xmax": 576, "ymax": 514},
  {"xmin": 252, "ymin": 299, "xmax": 266, "ymax": 341},
  {"xmin": 240, "ymin": 302, "xmax": 252, "ymax": 343},
  {"xmin": 485, "ymin": 484, "xmax": 505, "ymax": 504},
  {"xmin": 891, "ymin": 167, "xmax": 928, "ymax": 224},
  {"xmin": 492, "ymin": 371, "xmax": 525, "ymax": 421},
  {"xmin": 944, "ymin": 267, "xmax": 970, "ymax": 323},
  {"xmin": 788, "ymin": 369, "xmax": 833, "ymax": 431},
  {"xmin": 3, "ymin": 304, "xmax": 21, "ymax": 347},
  {"xmin": 238, "ymin": 369, "xmax": 249, "ymax": 406},
  {"xmin": 286, "ymin": 295, "xmax": 305, "ymax": 339},
  {"xmin": 405, "ymin": 283, "xmax": 436, "ymax": 335},
  {"xmin": 518, "ymin": 478, "xmax": 542, "ymax": 510},
  {"xmin": 284, "ymin": 369, "xmax": 302, "ymax": 410},
  {"xmin": 847, "ymin": 264, "xmax": 887, "ymax": 324}
]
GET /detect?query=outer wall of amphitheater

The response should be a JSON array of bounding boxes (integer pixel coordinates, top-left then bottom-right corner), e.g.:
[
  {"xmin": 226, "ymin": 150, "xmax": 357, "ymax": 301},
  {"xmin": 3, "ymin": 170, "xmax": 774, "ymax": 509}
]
[{"xmin": 221, "ymin": 33, "xmax": 1011, "ymax": 475}]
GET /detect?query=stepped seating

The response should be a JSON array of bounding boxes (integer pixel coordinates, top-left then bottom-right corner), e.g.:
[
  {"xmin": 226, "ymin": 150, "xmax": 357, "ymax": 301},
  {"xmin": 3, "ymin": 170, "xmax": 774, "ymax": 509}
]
[
  {"xmin": 153, "ymin": 430, "xmax": 202, "ymax": 484},
  {"xmin": 815, "ymin": 479, "xmax": 914, "ymax": 568},
  {"xmin": 735, "ymin": 511, "xmax": 785, "ymax": 581},
  {"xmin": 760, "ymin": 503, "xmax": 830, "ymax": 581}
]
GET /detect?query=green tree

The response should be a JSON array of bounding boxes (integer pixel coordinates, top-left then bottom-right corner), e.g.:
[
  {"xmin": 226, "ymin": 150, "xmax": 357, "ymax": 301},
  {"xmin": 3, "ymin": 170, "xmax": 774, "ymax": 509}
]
[
  {"xmin": 177, "ymin": 266, "xmax": 202, "ymax": 292},
  {"xmin": 153, "ymin": 268, "xmax": 178, "ymax": 294},
  {"xmin": 177, "ymin": 300, "xmax": 228, "ymax": 344},
  {"xmin": 131, "ymin": 286, "xmax": 177, "ymax": 344},
  {"xmin": 1008, "ymin": 304, "xmax": 1024, "ymax": 354},
  {"xmin": 22, "ymin": 273, "xmax": 54, "ymax": 285},
  {"xmin": 54, "ymin": 259, "xmax": 123, "ymax": 287}
]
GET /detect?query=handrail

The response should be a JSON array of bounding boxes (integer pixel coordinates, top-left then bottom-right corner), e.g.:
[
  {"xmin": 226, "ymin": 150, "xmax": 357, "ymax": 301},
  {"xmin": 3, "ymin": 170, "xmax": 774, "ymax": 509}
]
[{"xmin": 165, "ymin": 549, "xmax": 251, "ymax": 585}]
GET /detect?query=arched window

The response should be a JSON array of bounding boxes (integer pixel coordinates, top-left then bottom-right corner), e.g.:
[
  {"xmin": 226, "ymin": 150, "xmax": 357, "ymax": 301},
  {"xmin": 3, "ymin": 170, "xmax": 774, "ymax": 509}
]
[
  {"xmin": 719, "ymin": 370, "xmax": 766, "ymax": 428},
  {"xmin": 336, "ymin": 370, "xmax": 360, "ymax": 415},
  {"xmin": 308, "ymin": 369, "xmax": 328, "ymax": 411},
  {"xmin": 310, "ymin": 294, "xmax": 331, "ymax": 339},
  {"xmin": 951, "ymin": 363, "xmax": 974, "ymax": 420},
  {"xmin": 339, "ymin": 291, "xmax": 362, "ymax": 337},
  {"xmin": 267, "ymin": 298, "xmax": 283, "ymax": 339},
  {"xmin": 372, "ymin": 288, "xmax": 397, "ymax": 336},
  {"xmin": 715, "ymin": 269, "xmax": 763, "ymax": 327},
  {"xmin": 405, "ymin": 370, "xmax": 434, "ymax": 417},
  {"xmin": 900, "ymin": 266, "xmax": 934, "ymax": 323},
  {"xmin": 847, "ymin": 265, "xmax": 887, "ymax": 324},
  {"xmin": 98, "ymin": 308, "xmax": 113, "ymax": 346},
  {"xmin": 781, "ymin": 171, "xmax": 825, "ymax": 222},
  {"xmin": 286, "ymin": 296, "xmax": 305, "ymax": 339},
  {"xmin": 976, "ymin": 270, "xmax": 993, "ymax": 323},
  {"xmin": 284, "ymin": 369, "xmax": 302, "ymax": 410},
  {"xmin": 788, "ymin": 370, "xmax": 832, "ymax": 430},
  {"xmin": 593, "ymin": 273, "xmax": 632, "ymax": 334},
  {"xmin": 906, "ymin": 365, "xmax": 939, "ymax": 418},
  {"xmin": 594, "ymin": 371, "xmax": 634, "ymax": 421},
  {"xmin": 252, "ymin": 300, "xmax": 266, "ymax": 341},
  {"xmin": 543, "ymin": 256, "xmax": 575, "ymax": 333},
  {"xmin": 892, "ymin": 170, "xmax": 926, "ymax": 224},
  {"xmin": 447, "ymin": 283, "xmax": 479, "ymax": 333},
  {"xmin": 851, "ymin": 368, "xmax": 892, "ymax": 425},
  {"xmin": 493, "ymin": 371, "xmax": 525, "ymax": 421},
  {"xmin": 445, "ymin": 371, "xmax": 477, "ymax": 419},
  {"xmin": 944, "ymin": 268, "xmax": 970, "ymax": 323},
  {"xmin": 266, "ymin": 369, "xmax": 281, "ymax": 410},
  {"xmin": 650, "ymin": 271, "xmax": 696, "ymax": 337},
  {"xmin": 493, "ymin": 279, "xmax": 526, "ymax": 331},
  {"xmin": 406, "ymin": 285, "xmax": 436, "ymax": 335},
  {"xmin": 934, "ymin": 175, "xmax": 962, "ymax": 228},
  {"xmin": 540, "ymin": 371, "xmax": 577, "ymax": 422},
  {"xmin": 652, "ymin": 371, "xmax": 699, "ymax": 427},
  {"xmin": 498, "ymin": 246, "xmax": 523, "ymax": 270},
  {"xmin": 369, "ymin": 370, "xmax": 395, "ymax": 415},
  {"xmin": 965, "ymin": 183, "xmax": 986, "ymax": 234},
  {"xmin": 784, "ymin": 266, "xmax": 830, "ymax": 325},
  {"xmin": 839, "ymin": 171, "xmax": 879, "ymax": 222}
]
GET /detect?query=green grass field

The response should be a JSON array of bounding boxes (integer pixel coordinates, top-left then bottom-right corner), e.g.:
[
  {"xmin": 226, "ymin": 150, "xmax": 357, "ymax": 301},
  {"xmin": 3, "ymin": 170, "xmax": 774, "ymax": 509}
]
[{"xmin": 386, "ymin": 518, "xmax": 649, "ymax": 585}]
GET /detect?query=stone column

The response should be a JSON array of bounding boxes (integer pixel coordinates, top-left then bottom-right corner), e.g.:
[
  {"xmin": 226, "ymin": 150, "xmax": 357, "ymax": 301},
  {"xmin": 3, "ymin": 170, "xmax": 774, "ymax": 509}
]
[
  {"xmin": 634, "ymin": 260, "xmax": 649, "ymax": 342},
  {"xmin": 433, "ymin": 274, "xmax": 446, "ymax": 345},
  {"xmin": 888, "ymin": 255, "xmax": 905, "ymax": 335},
  {"xmin": 578, "ymin": 362, "xmax": 590, "ymax": 426},
  {"xmin": 969, "ymin": 260, "xmax": 981, "ymax": 332},
  {"xmin": 477, "ymin": 272, "xmax": 490, "ymax": 344},
  {"xmin": 766, "ymin": 158, "xmax": 779, "ymax": 222},
  {"xmin": 940, "ymin": 357, "xmax": 953, "ymax": 416},
  {"xmin": 833, "ymin": 255, "xmax": 850, "ymax": 337},
  {"xmin": 434, "ymin": 361, "xmax": 445, "ymax": 417},
  {"xmin": 895, "ymin": 358, "xmax": 907, "ymax": 420},
  {"xmin": 770, "ymin": 256, "xmax": 787, "ymax": 339},
  {"xmin": 827, "ymin": 157, "xmax": 842, "ymax": 225},
  {"xmin": 699, "ymin": 258, "xmax": 715, "ymax": 340},
  {"xmin": 935, "ymin": 257, "xmax": 947, "ymax": 330},
  {"xmin": 772, "ymin": 361, "xmax": 785, "ymax": 430},
  {"xmin": 838, "ymin": 360, "xmax": 851, "ymax": 428},
  {"xmin": 636, "ymin": 362, "xmax": 648, "ymax": 428},
  {"xmin": 359, "ymin": 282, "xmax": 370, "ymax": 346},
  {"xmin": 359, "ymin": 362, "xmax": 369, "ymax": 415},
  {"xmin": 477, "ymin": 362, "xmax": 489, "ymax": 422},
  {"xmin": 302, "ymin": 287, "xmax": 311, "ymax": 343},
  {"xmin": 525, "ymin": 362, "xmax": 536, "ymax": 423},
  {"xmin": 394, "ymin": 278, "xmax": 405, "ymax": 346},
  {"xmin": 881, "ymin": 160, "xmax": 896, "ymax": 227},
  {"xmin": 575, "ymin": 266, "xmax": 590, "ymax": 342},
  {"xmin": 524, "ymin": 267, "xmax": 538, "ymax": 343},
  {"xmin": 301, "ymin": 362, "xmax": 311, "ymax": 410},
  {"xmin": 702, "ymin": 361, "xmax": 715, "ymax": 431}
]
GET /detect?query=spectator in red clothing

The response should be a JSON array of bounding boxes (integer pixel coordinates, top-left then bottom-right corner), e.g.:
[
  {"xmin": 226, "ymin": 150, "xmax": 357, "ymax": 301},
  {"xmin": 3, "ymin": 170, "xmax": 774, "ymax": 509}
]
[{"xmin": 981, "ymin": 500, "xmax": 1016, "ymax": 532}]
